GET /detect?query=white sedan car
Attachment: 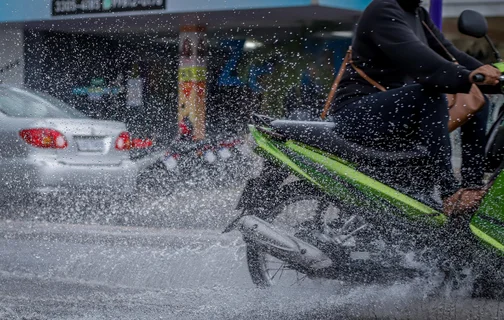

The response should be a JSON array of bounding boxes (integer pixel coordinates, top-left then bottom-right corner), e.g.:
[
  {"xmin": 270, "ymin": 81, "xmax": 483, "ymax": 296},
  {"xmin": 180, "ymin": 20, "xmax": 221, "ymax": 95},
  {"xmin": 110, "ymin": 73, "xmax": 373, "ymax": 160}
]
[{"xmin": 0, "ymin": 86, "xmax": 143, "ymax": 201}]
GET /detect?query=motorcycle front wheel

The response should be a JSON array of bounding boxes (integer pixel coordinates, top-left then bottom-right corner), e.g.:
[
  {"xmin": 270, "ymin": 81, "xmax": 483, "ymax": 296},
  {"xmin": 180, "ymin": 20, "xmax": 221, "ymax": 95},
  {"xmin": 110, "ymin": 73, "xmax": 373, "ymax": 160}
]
[{"xmin": 245, "ymin": 180, "xmax": 373, "ymax": 288}]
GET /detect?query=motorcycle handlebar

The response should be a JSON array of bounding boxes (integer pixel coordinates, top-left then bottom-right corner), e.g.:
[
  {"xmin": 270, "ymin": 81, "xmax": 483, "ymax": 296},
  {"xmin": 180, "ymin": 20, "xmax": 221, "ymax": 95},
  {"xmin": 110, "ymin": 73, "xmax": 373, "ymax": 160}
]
[
  {"xmin": 471, "ymin": 74, "xmax": 504, "ymax": 83},
  {"xmin": 471, "ymin": 73, "xmax": 504, "ymax": 94},
  {"xmin": 472, "ymin": 73, "xmax": 485, "ymax": 83}
]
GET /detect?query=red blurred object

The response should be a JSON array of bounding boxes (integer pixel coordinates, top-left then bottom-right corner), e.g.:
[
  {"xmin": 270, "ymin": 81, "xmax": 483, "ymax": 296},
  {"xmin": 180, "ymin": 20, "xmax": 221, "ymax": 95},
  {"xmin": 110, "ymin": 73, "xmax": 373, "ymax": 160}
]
[
  {"xmin": 196, "ymin": 144, "xmax": 214, "ymax": 157},
  {"xmin": 220, "ymin": 139, "xmax": 242, "ymax": 148},
  {"xmin": 115, "ymin": 131, "xmax": 132, "ymax": 151},
  {"xmin": 132, "ymin": 138, "xmax": 153, "ymax": 149},
  {"xmin": 164, "ymin": 151, "xmax": 180, "ymax": 160},
  {"xmin": 19, "ymin": 128, "xmax": 68, "ymax": 149},
  {"xmin": 179, "ymin": 121, "xmax": 191, "ymax": 136}
]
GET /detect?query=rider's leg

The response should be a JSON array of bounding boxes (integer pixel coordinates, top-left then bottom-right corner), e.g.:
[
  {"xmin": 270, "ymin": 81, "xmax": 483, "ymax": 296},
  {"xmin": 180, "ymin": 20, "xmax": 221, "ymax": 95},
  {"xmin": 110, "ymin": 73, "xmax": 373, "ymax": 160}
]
[
  {"xmin": 416, "ymin": 90, "xmax": 458, "ymax": 199},
  {"xmin": 333, "ymin": 84, "xmax": 459, "ymax": 198},
  {"xmin": 460, "ymin": 97, "xmax": 490, "ymax": 188}
]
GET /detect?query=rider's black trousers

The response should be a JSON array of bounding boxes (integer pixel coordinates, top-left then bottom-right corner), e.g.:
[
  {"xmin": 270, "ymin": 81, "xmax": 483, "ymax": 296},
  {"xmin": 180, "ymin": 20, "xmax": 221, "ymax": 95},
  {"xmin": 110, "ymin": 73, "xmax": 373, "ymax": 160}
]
[{"xmin": 333, "ymin": 84, "xmax": 489, "ymax": 199}]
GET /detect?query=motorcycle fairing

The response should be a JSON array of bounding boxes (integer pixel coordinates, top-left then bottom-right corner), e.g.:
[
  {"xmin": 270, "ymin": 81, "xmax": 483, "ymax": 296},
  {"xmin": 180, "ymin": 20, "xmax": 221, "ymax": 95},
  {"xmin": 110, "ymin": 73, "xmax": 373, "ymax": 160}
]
[
  {"xmin": 494, "ymin": 62, "xmax": 504, "ymax": 93},
  {"xmin": 470, "ymin": 61, "xmax": 504, "ymax": 253},
  {"xmin": 471, "ymin": 171, "xmax": 504, "ymax": 253},
  {"xmin": 494, "ymin": 62, "xmax": 504, "ymax": 73},
  {"xmin": 250, "ymin": 125, "xmax": 447, "ymax": 226}
]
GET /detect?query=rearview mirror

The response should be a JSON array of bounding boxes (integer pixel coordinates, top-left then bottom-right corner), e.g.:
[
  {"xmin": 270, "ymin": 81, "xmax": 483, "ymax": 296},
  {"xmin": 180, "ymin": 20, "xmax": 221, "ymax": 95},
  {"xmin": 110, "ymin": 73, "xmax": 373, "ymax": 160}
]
[{"xmin": 458, "ymin": 10, "xmax": 488, "ymax": 38}]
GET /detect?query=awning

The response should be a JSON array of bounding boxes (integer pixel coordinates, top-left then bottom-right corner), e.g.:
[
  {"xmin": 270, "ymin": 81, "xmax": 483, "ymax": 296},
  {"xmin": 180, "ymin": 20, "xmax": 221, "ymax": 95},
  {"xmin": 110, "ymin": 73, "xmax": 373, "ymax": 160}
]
[
  {"xmin": 0, "ymin": 0, "xmax": 372, "ymax": 35},
  {"xmin": 0, "ymin": 0, "xmax": 371, "ymax": 25}
]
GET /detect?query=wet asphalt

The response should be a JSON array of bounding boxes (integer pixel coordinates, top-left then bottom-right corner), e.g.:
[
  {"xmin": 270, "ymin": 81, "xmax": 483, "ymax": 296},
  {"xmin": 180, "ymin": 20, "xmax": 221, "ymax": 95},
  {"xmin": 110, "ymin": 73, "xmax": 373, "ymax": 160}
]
[{"xmin": 1, "ymin": 171, "xmax": 503, "ymax": 319}]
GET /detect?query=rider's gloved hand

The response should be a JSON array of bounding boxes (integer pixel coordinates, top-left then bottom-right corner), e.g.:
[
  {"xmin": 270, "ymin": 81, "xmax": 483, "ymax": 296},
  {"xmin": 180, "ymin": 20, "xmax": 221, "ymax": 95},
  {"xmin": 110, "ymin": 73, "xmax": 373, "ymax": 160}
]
[{"xmin": 470, "ymin": 65, "xmax": 501, "ymax": 86}]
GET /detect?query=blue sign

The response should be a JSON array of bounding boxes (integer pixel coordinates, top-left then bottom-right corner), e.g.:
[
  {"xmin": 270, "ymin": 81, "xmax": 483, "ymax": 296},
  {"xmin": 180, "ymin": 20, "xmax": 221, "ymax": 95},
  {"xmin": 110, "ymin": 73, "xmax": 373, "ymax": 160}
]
[{"xmin": 217, "ymin": 40, "xmax": 246, "ymax": 87}]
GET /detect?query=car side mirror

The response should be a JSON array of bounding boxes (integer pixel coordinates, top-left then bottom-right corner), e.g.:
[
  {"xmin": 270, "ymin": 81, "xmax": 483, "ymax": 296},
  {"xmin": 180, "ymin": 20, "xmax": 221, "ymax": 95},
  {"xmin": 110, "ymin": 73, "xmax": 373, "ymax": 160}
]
[{"xmin": 458, "ymin": 10, "xmax": 488, "ymax": 38}]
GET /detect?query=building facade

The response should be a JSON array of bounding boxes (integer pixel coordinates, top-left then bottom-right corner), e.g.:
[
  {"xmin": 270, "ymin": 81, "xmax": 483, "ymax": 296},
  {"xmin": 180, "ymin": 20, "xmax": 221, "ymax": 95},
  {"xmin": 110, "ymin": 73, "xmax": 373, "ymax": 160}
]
[
  {"xmin": 0, "ymin": 0, "xmax": 370, "ymax": 141},
  {"xmin": 0, "ymin": 0, "xmax": 501, "ymax": 141}
]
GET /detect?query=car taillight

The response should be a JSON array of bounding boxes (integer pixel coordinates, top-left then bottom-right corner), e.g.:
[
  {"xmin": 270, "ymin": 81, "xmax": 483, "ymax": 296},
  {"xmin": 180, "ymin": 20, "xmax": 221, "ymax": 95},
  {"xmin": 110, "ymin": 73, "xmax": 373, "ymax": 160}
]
[
  {"xmin": 19, "ymin": 128, "xmax": 68, "ymax": 149},
  {"xmin": 115, "ymin": 132, "xmax": 131, "ymax": 151}
]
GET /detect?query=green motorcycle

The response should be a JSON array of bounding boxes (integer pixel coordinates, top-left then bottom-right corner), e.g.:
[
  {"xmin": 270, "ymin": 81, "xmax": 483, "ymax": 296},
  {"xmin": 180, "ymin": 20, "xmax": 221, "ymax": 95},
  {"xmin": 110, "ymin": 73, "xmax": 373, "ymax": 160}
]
[{"xmin": 224, "ymin": 10, "xmax": 504, "ymax": 297}]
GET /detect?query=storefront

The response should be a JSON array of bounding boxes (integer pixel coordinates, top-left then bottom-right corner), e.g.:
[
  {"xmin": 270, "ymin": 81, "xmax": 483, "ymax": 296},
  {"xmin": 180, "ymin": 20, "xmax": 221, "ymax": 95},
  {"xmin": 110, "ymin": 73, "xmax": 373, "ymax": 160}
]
[
  {"xmin": 0, "ymin": 0, "xmax": 371, "ymax": 142},
  {"xmin": 2, "ymin": 1, "xmax": 502, "ymax": 142},
  {"xmin": 12, "ymin": 0, "xmax": 503, "ymax": 143}
]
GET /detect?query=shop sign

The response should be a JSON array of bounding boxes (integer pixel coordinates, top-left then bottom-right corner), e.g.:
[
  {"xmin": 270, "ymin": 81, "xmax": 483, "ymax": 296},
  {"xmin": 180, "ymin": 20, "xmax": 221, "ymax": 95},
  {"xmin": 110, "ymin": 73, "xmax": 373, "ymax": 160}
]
[{"xmin": 52, "ymin": 0, "xmax": 166, "ymax": 16}]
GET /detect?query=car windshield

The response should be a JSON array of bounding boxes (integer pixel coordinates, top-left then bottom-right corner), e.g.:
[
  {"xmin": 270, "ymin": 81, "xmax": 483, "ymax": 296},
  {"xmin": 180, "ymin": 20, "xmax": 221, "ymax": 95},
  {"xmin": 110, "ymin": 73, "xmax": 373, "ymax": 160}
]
[{"xmin": 0, "ymin": 87, "xmax": 87, "ymax": 119}]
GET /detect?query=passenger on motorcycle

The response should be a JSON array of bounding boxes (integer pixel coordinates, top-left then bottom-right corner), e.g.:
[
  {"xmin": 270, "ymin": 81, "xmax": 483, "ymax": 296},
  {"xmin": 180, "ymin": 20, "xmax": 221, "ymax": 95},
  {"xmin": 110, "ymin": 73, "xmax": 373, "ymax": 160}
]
[{"xmin": 330, "ymin": 0, "xmax": 501, "ymax": 216}]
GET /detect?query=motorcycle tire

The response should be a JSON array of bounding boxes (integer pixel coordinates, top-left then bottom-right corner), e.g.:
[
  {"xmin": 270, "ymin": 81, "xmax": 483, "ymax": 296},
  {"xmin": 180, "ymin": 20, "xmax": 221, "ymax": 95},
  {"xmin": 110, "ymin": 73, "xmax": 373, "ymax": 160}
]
[{"xmin": 245, "ymin": 180, "xmax": 326, "ymax": 288}]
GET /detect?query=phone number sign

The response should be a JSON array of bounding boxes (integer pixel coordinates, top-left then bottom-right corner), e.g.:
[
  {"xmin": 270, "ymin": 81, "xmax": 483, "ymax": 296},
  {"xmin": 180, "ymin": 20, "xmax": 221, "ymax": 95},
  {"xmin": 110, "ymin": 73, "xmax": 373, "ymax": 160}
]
[{"xmin": 52, "ymin": 0, "xmax": 166, "ymax": 16}]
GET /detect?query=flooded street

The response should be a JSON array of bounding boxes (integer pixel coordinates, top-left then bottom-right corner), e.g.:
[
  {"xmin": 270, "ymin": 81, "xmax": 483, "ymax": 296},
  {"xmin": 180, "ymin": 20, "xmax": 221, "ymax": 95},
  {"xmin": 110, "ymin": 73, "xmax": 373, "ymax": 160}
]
[
  {"xmin": 0, "ymin": 0, "xmax": 503, "ymax": 318},
  {"xmin": 1, "ymin": 180, "xmax": 503, "ymax": 319}
]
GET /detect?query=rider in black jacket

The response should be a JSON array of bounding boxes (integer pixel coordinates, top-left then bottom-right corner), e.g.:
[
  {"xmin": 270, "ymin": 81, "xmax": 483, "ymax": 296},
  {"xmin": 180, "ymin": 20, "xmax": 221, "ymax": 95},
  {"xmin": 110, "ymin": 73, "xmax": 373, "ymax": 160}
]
[{"xmin": 331, "ymin": 0, "xmax": 501, "ymax": 215}]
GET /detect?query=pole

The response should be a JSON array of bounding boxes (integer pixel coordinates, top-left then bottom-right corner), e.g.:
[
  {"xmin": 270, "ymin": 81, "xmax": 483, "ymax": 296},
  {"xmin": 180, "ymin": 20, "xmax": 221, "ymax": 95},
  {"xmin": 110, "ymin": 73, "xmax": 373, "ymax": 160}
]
[
  {"xmin": 429, "ymin": 0, "xmax": 443, "ymax": 30},
  {"xmin": 178, "ymin": 26, "xmax": 208, "ymax": 141}
]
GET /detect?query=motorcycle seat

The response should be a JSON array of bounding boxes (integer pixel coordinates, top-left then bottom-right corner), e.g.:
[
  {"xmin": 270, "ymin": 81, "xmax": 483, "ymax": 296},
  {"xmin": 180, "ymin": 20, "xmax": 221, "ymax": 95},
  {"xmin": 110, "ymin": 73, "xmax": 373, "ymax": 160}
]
[{"xmin": 270, "ymin": 120, "xmax": 430, "ymax": 167}]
